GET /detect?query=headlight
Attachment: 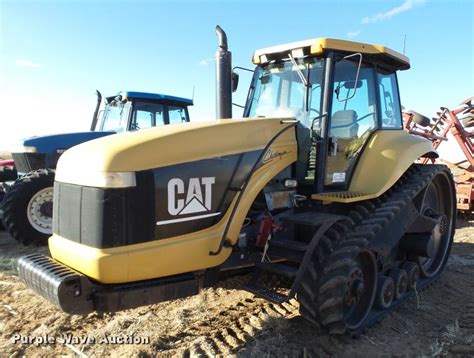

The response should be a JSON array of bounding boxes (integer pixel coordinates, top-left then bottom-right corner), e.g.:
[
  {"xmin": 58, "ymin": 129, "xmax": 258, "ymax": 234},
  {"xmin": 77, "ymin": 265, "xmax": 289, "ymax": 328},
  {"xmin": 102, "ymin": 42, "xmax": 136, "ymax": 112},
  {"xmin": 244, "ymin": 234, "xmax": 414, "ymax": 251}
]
[
  {"xmin": 55, "ymin": 171, "xmax": 136, "ymax": 188},
  {"xmin": 23, "ymin": 146, "xmax": 38, "ymax": 153},
  {"xmin": 9, "ymin": 145, "xmax": 37, "ymax": 153}
]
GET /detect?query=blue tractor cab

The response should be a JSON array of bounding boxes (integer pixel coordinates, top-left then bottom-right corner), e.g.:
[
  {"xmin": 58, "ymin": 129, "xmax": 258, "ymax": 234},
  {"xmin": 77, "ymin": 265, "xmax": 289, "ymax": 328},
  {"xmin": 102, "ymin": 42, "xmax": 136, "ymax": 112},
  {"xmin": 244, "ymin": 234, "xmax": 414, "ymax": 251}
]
[{"xmin": 2, "ymin": 91, "xmax": 192, "ymax": 245}]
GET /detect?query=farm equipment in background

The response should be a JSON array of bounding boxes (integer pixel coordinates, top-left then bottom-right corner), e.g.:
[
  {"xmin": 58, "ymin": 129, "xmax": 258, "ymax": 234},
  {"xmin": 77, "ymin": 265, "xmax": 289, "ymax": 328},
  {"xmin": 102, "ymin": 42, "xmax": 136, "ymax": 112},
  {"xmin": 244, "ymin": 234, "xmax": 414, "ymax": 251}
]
[
  {"xmin": 0, "ymin": 159, "xmax": 17, "ymax": 229},
  {"xmin": 1, "ymin": 91, "xmax": 192, "ymax": 245},
  {"xmin": 0, "ymin": 159, "xmax": 17, "ymax": 184},
  {"xmin": 18, "ymin": 26, "xmax": 456, "ymax": 337},
  {"xmin": 403, "ymin": 97, "xmax": 474, "ymax": 211}
]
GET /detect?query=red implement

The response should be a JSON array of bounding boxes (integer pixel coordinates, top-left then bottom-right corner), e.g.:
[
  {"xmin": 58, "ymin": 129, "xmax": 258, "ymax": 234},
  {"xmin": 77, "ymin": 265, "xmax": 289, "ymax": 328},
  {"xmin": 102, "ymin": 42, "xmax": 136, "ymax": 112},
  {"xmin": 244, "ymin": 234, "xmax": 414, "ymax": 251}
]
[
  {"xmin": 403, "ymin": 97, "xmax": 474, "ymax": 212},
  {"xmin": 0, "ymin": 159, "xmax": 15, "ymax": 167}
]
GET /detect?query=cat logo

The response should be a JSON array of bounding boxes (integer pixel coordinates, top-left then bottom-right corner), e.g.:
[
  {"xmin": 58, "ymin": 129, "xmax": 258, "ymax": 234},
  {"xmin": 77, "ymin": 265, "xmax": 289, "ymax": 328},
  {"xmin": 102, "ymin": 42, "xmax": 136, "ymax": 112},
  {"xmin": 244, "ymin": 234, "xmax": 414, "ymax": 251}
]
[{"xmin": 156, "ymin": 177, "xmax": 220, "ymax": 226}]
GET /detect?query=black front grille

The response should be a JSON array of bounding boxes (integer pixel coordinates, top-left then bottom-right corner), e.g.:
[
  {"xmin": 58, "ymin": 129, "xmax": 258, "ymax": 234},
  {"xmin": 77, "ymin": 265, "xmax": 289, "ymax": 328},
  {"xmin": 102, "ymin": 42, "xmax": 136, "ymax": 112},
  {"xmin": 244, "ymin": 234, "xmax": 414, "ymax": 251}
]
[
  {"xmin": 53, "ymin": 170, "xmax": 155, "ymax": 248},
  {"xmin": 12, "ymin": 152, "xmax": 61, "ymax": 173}
]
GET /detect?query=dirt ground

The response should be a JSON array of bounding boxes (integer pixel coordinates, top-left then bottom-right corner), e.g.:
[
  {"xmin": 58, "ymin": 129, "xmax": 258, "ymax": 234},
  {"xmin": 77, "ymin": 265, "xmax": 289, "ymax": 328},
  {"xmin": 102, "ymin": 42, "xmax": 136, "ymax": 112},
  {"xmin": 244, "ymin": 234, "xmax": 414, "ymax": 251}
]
[{"xmin": 1, "ymin": 219, "xmax": 473, "ymax": 357}]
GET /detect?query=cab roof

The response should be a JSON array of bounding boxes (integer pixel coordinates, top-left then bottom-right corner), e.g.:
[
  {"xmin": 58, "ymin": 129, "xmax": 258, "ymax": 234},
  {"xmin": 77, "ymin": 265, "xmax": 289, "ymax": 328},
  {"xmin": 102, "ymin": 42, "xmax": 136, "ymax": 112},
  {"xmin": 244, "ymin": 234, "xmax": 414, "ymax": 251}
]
[
  {"xmin": 108, "ymin": 91, "xmax": 193, "ymax": 106},
  {"xmin": 252, "ymin": 38, "xmax": 410, "ymax": 71}
]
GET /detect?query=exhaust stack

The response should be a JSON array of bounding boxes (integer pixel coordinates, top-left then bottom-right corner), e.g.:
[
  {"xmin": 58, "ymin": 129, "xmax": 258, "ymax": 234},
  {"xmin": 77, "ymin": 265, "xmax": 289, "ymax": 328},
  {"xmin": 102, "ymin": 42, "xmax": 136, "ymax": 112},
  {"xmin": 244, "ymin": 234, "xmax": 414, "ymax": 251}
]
[
  {"xmin": 90, "ymin": 90, "xmax": 102, "ymax": 131},
  {"xmin": 215, "ymin": 25, "xmax": 232, "ymax": 119}
]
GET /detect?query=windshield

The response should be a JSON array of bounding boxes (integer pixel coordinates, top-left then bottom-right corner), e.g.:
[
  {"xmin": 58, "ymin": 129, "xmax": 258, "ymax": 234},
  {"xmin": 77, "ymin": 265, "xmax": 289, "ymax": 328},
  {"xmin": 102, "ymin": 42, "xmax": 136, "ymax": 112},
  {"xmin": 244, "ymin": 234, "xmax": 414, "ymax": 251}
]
[
  {"xmin": 247, "ymin": 57, "xmax": 325, "ymax": 128},
  {"xmin": 99, "ymin": 101, "xmax": 131, "ymax": 132}
]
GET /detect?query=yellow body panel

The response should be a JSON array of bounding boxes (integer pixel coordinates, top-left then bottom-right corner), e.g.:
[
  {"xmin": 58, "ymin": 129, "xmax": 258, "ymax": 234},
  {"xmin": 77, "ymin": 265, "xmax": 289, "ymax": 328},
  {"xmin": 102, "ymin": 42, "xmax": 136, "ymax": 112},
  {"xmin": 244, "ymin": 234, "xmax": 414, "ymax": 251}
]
[
  {"xmin": 50, "ymin": 118, "xmax": 297, "ymax": 283},
  {"xmin": 312, "ymin": 130, "xmax": 436, "ymax": 203},
  {"xmin": 56, "ymin": 117, "xmax": 295, "ymax": 177},
  {"xmin": 252, "ymin": 38, "xmax": 409, "ymax": 70},
  {"xmin": 51, "ymin": 123, "xmax": 430, "ymax": 282}
]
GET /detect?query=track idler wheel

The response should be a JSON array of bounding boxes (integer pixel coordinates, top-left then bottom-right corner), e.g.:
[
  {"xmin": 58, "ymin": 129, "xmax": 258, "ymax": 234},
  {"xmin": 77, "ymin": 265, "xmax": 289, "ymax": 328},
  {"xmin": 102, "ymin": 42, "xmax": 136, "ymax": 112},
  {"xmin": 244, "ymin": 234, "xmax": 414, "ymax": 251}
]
[
  {"xmin": 402, "ymin": 262, "xmax": 420, "ymax": 290},
  {"xmin": 417, "ymin": 170, "xmax": 456, "ymax": 278},
  {"xmin": 389, "ymin": 268, "xmax": 408, "ymax": 300},
  {"xmin": 375, "ymin": 275, "xmax": 394, "ymax": 310}
]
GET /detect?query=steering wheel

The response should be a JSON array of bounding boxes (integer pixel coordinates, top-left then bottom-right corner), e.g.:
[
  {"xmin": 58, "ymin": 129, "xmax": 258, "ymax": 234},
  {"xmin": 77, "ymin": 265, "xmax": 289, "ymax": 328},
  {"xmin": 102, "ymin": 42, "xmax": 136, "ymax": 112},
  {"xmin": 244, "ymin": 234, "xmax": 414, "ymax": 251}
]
[
  {"xmin": 310, "ymin": 108, "xmax": 320, "ymax": 117},
  {"xmin": 130, "ymin": 122, "xmax": 140, "ymax": 130},
  {"xmin": 355, "ymin": 112, "xmax": 375, "ymax": 123}
]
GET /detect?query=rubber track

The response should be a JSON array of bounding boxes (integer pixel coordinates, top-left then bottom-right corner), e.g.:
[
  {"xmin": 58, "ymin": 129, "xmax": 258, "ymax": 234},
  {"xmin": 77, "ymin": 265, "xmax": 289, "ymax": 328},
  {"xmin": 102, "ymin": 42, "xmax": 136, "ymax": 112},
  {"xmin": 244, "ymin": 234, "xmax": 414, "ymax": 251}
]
[{"xmin": 298, "ymin": 164, "xmax": 455, "ymax": 336}]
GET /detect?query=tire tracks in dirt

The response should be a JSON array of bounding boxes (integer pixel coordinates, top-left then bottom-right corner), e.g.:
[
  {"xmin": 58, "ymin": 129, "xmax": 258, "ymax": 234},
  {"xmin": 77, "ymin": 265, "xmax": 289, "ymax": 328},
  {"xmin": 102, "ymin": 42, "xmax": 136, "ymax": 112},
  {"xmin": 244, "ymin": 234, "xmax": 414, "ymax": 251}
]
[
  {"xmin": 149, "ymin": 275, "xmax": 299, "ymax": 357},
  {"xmin": 154, "ymin": 281, "xmax": 301, "ymax": 357}
]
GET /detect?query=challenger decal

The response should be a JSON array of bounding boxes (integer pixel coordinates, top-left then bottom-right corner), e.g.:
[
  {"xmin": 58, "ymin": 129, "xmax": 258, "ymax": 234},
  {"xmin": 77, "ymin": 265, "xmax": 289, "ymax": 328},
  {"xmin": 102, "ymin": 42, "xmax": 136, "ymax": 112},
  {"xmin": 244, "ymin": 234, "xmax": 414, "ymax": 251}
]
[
  {"xmin": 157, "ymin": 177, "xmax": 220, "ymax": 226},
  {"xmin": 262, "ymin": 149, "xmax": 291, "ymax": 164}
]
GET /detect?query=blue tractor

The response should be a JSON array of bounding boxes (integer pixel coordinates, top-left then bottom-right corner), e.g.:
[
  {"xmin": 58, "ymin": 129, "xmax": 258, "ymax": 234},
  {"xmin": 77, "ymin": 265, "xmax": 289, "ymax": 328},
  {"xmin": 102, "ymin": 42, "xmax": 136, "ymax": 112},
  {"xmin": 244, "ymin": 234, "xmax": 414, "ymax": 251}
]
[{"xmin": 2, "ymin": 91, "xmax": 192, "ymax": 245}]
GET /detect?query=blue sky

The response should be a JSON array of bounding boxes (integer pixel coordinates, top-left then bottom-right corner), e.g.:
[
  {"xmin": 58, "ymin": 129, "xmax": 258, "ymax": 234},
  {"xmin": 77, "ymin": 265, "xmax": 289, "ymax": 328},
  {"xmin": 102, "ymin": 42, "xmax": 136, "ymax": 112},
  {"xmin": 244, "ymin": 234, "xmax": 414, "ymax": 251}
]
[{"xmin": 0, "ymin": 0, "xmax": 473, "ymax": 158}]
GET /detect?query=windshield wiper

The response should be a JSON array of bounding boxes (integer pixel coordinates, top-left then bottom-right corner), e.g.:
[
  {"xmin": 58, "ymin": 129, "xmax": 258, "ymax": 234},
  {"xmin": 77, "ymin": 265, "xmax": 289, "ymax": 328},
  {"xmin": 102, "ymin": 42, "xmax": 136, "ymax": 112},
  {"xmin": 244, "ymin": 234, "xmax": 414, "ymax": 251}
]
[
  {"xmin": 288, "ymin": 53, "xmax": 312, "ymax": 112},
  {"xmin": 288, "ymin": 53, "xmax": 308, "ymax": 87}
]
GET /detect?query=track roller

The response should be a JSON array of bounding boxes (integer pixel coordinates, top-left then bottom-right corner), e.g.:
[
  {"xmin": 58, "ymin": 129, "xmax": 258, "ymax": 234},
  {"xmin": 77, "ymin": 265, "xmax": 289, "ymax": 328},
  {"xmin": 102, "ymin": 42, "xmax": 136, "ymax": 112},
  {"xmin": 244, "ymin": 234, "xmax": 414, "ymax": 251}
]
[
  {"xmin": 401, "ymin": 262, "xmax": 420, "ymax": 290},
  {"xmin": 375, "ymin": 275, "xmax": 394, "ymax": 310},
  {"xmin": 389, "ymin": 268, "xmax": 408, "ymax": 300}
]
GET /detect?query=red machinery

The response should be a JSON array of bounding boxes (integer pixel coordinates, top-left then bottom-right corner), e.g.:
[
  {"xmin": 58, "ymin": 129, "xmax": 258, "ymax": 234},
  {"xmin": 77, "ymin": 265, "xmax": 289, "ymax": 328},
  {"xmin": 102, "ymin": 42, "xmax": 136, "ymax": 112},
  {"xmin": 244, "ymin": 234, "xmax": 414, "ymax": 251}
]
[{"xmin": 404, "ymin": 97, "xmax": 474, "ymax": 211}]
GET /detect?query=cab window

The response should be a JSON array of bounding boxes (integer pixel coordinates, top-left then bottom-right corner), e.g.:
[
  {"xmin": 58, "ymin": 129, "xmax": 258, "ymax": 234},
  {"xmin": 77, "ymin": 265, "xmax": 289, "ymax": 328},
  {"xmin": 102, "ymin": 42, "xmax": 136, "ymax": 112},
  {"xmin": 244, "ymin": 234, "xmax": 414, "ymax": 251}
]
[
  {"xmin": 168, "ymin": 106, "xmax": 188, "ymax": 124},
  {"xmin": 130, "ymin": 102, "xmax": 165, "ymax": 130},
  {"xmin": 325, "ymin": 59, "xmax": 377, "ymax": 187},
  {"xmin": 377, "ymin": 71, "xmax": 402, "ymax": 128}
]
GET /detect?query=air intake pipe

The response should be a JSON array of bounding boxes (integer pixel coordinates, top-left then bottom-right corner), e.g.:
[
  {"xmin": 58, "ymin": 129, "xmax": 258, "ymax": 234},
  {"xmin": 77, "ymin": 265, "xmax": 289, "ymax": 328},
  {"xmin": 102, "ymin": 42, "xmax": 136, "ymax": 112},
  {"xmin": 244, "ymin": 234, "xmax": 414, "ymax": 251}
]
[
  {"xmin": 215, "ymin": 25, "xmax": 232, "ymax": 119},
  {"xmin": 90, "ymin": 90, "xmax": 102, "ymax": 131}
]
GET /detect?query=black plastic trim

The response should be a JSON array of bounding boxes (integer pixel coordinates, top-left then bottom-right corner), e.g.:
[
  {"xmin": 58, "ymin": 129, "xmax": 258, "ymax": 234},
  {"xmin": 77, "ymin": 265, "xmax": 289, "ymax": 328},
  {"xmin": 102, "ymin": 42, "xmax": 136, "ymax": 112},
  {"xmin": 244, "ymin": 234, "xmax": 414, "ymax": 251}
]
[
  {"xmin": 53, "ymin": 170, "xmax": 155, "ymax": 248},
  {"xmin": 12, "ymin": 152, "xmax": 61, "ymax": 173},
  {"xmin": 18, "ymin": 253, "xmax": 199, "ymax": 315}
]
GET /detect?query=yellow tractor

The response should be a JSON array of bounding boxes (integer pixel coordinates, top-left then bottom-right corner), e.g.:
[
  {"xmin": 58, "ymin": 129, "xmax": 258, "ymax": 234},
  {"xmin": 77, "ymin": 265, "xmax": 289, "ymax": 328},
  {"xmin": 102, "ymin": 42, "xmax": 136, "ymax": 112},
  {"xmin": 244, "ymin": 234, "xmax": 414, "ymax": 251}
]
[{"xmin": 19, "ymin": 27, "xmax": 455, "ymax": 336}]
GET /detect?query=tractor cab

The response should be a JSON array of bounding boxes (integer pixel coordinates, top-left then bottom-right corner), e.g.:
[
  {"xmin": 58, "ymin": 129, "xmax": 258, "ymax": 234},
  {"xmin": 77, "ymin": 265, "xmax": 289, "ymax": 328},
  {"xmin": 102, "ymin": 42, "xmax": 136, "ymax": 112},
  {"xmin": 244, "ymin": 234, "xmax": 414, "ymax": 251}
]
[
  {"xmin": 242, "ymin": 39, "xmax": 410, "ymax": 199},
  {"xmin": 95, "ymin": 91, "xmax": 192, "ymax": 132}
]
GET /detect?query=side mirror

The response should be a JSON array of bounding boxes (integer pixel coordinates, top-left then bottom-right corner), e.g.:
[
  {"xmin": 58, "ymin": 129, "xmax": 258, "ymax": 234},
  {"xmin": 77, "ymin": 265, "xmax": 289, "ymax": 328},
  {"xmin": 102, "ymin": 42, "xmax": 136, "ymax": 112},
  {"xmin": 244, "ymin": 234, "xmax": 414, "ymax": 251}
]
[
  {"xmin": 261, "ymin": 73, "xmax": 272, "ymax": 85},
  {"xmin": 344, "ymin": 80, "xmax": 363, "ymax": 89},
  {"xmin": 336, "ymin": 53, "xmax": 363, "ymax": 102},
  {"xmin": 232, "ymin": 71, "xmax": 239, "ymax": 93}
]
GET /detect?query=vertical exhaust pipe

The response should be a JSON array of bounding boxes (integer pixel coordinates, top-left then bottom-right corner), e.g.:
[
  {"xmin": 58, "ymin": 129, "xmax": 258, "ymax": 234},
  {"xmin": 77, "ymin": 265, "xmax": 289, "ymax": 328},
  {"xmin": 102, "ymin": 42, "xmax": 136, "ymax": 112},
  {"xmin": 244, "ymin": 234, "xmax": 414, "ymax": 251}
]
[
  {"xmin": 90, "ymin": 90, "xmax": 102, "ymax": 131},
  {"xmin": 215, "ymin": 25, "xmax": 232, "ymax": 119}
]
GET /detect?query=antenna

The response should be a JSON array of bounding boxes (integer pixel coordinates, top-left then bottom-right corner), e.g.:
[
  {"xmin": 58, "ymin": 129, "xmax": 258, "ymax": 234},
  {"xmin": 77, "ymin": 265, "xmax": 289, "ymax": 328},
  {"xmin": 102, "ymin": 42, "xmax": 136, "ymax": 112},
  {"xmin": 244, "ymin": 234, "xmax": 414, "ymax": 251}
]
[
  {"xmin": 192, "ymin": 85, "xmax": 195, "ymax": 104},
  {"xmin": 403, "ymin": 34, "xmax": 407, "ymax": 55}
]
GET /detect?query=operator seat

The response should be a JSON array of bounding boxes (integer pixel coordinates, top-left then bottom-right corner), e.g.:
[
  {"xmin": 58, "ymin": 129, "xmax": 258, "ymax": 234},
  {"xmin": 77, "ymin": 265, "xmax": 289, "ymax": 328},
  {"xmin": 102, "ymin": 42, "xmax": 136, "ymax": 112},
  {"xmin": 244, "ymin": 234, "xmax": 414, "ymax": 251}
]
[{"xmin": 330, "ymin": 110, "xmax": 358, "ymax": 138}]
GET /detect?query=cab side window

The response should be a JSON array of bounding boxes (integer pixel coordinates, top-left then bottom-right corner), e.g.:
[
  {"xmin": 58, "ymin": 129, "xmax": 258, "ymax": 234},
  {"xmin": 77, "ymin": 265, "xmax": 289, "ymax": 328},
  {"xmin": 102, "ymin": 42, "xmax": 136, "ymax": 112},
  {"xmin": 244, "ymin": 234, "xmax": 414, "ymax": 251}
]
[
  {"xmin": 134, "ymin": 110, "xmax": 154, "ymax": 130},
  {"xmin": 131, "ymin": 102, "xmax": 165, "ymax": 130},
  {"xmin": 378, "ymin": 72, "xmax": 402, "ymax": 128},
  {"xmin": 168, "ymin": 106, "xmax": 188, "ymax": 124},
  {"xmin": 325, "ymin": 59, "xmax": 377, "ymax": 186}
]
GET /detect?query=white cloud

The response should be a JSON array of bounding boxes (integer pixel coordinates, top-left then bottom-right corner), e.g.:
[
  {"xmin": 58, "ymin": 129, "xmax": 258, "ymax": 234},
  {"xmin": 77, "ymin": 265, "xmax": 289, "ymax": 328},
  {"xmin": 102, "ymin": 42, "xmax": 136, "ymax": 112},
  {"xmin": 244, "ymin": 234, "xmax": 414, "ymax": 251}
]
[
  {"xmin": 347, "ymin": 30, "xmax": 361, "ymax": 39},
  {"xmin": 362, "ymin": 0, "xmax": 426, "ymax": 24},
  {"xmin": 198, "ymin": 57, "xmax": 214, "ymax": 66},
  {"xmin": 15, "ymin": 60, "xmax": 41, "ymax": 68}
]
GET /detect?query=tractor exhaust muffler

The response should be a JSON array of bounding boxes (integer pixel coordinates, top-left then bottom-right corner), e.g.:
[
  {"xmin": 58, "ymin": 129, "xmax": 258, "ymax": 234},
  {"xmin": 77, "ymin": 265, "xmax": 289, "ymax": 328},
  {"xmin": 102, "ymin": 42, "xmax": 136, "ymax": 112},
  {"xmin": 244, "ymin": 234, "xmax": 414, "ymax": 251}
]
[
  {"xmin": 90, "ymin": 90, "xmax": 102, "ymax": 131},
  {"xmin": 215, "ymin": 25, "xmax": 232, "ymax": 120}
]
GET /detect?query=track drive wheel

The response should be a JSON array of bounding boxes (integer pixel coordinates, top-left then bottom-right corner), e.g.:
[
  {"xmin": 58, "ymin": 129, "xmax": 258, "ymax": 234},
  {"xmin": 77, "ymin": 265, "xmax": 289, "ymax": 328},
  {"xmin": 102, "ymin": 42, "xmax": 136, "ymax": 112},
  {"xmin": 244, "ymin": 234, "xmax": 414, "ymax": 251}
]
[
  {"xmin": 2, "ymin": 169, "xmax": 55, "ymax": 245},
  {"xmin": 298, "ymin": 235, "xmax": 377, "ymax": 335},
  {"xmin": 416, "ymin": 169, "xmax": 456, "ymax": 278}
]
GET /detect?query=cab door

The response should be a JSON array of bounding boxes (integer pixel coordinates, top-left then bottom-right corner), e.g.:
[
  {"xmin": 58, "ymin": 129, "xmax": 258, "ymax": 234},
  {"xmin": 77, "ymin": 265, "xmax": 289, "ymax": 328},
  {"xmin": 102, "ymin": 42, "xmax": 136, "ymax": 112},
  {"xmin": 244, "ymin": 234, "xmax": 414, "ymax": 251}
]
[{"xmin": 323, "ymin": 57, "xmax": 378, "ymax": 190}]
